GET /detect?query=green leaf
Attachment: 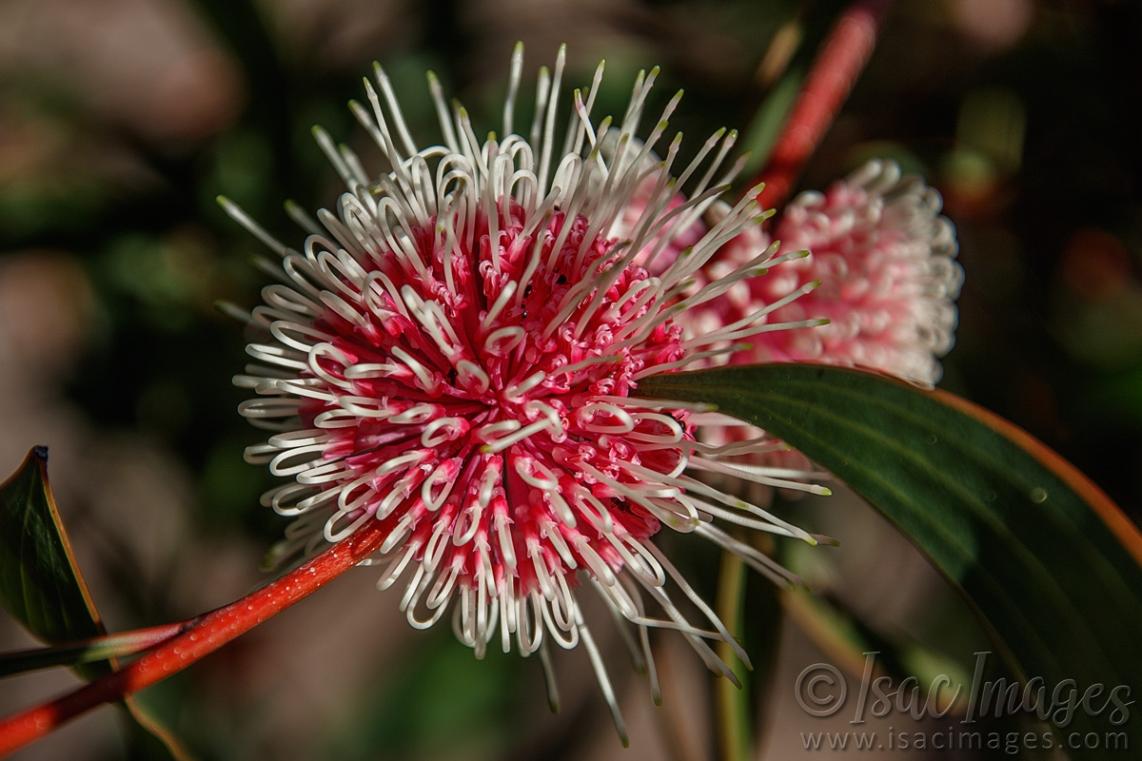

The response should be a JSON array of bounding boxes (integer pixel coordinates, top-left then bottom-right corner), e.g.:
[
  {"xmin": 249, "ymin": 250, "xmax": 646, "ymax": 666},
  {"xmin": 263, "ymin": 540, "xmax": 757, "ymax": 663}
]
[
  {"xmin": 0, "ymin": 447, "xmax": 193, "ymax": 760},
  {"xmin": 740, "ymin": 66, "xmax": 804, "ymax": 176},
  {"xmin": 0, "ymin": 447, "xmax": 103, "ymax": 644},
  {"xmin": 640, "ymin": 364, "xmax": 1142, "ymax": 758}
]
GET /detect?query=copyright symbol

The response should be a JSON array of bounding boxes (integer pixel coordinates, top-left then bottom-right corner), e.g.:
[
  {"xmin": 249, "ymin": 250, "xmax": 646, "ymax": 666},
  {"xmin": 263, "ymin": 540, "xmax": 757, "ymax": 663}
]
[{"xmin": 795, "ymin": 663, "xmax": 847, "ymax": 717}]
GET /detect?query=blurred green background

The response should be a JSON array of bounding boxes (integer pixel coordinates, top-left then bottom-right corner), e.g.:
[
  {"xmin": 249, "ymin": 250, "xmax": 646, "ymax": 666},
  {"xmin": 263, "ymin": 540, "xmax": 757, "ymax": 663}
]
[{"xmin": 1, "ymin": 0, "xmax": 1139, "ymax": 759}]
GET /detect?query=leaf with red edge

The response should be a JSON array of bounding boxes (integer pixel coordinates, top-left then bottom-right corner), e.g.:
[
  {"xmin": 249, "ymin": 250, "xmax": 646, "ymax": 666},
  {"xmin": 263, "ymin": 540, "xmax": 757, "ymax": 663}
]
[
  {"xmin": 0, "ymin": 447, "xmax": 193, "ymax": 760},
  {"xmin": 0, "ymin": 447, "xmax": 104, "ymax": 645},
  {"xmin": 641, "ymin": 364, "xmax": 1142, "ymax": 760}
]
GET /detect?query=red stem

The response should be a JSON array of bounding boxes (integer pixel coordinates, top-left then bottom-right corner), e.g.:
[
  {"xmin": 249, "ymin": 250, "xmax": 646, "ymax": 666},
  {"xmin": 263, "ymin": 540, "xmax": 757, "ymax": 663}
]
[
  {"xmin": 755, "ymin": 0, "xmax": 890, "ymax": 209},
  {"xmin": 0, "ymin": 521, "xmax": 387, "ymax": 756}
]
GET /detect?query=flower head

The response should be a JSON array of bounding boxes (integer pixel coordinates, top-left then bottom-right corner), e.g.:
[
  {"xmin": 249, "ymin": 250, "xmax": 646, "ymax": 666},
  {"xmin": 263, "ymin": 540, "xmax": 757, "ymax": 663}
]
[
  {"xmin": 224, "ymin": 45, "xmax": 825, "ymax": 737},
  {"xmin": 698, "ymin": 160, "xmax": 963, "ymax": 384}
]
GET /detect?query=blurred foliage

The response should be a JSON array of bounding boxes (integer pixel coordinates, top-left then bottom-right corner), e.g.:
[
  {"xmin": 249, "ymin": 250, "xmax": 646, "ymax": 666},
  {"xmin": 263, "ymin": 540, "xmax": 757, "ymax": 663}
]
[{"xmin": 322, "ymin": 627, "xmax": 535, "ymax": 761}]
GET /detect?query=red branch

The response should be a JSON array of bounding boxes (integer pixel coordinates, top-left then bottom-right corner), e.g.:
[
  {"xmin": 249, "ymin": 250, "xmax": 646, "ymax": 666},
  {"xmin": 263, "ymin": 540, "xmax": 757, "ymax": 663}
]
[
  {"xmin": 0, "ymin": 521, "xmax": 388, "ymax": 756},
  {"xmin": 755, "ymin": 0, "xmax": 890, "ymax": 209}
]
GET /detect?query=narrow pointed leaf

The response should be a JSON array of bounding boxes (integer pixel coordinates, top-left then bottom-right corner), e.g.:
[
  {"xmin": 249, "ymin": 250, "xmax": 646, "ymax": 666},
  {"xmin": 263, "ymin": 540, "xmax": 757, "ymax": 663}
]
[
  {"xmin": 0, "ymin": 447, "xmax": 192, "ymax": 760},
  {"xmin": 640, "ymin": 364, "xmax": 1142, "ymax": 758},
  {"xmin": 0, "ymin": 447, "xmax": 103, "ymax": 644}
]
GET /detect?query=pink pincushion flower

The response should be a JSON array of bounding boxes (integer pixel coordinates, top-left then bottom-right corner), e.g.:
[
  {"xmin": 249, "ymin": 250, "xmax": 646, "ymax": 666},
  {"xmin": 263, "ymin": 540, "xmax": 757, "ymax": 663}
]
[
  {"xmin": 702, "ymin": 160, "xmax": 963, "ymax": 384},
  {"xmin": 223, "ymin": 46, "xmax": 827, "ymax": 737},
  {"xmin": 609, "ymin": 157, "xmax": 708, "ymax": 274}
]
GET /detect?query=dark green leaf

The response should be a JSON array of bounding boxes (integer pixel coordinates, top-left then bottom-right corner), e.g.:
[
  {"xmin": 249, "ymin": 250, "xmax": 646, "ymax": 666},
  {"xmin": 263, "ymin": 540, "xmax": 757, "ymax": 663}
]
[
  {"xmin": 0, "ymin": 447, "xmax": 103, "ymax": 643},
  {"xmin": 0, "ymin": 447, "xmax": 193, "ymax": 760},
  {"xmin": 640, "ymin": 364, "xmax": 1142, "ymax": 758}
]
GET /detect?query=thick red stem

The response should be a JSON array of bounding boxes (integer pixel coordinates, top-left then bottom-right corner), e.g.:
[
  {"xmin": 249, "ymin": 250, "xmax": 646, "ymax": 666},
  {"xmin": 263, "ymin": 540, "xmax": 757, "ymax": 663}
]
[
  {"xmin": 0, "ymin": 521, "xmax": 387, "ymax": 756},
  {"xmin": 755, "ymin": 0, "xmax": 890, "ymax": 209}
]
